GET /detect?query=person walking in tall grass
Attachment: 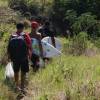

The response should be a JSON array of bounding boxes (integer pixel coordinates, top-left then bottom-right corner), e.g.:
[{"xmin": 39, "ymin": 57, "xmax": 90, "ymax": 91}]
[{"xmin": 7, "ymin": 23, "xmax": 32, "ymax": 94}]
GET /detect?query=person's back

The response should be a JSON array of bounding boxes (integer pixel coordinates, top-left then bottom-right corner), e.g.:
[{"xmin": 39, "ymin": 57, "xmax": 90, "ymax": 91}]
[
  {"xmin": 8, "ymin": 32, "xmax": 28, "ymax": 62},
  {"xmin": 7, "ymin": 23, "xmax": 32, "ymax": 94}
]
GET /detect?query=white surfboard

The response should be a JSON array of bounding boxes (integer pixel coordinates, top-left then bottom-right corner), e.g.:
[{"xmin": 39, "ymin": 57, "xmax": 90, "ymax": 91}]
[
  {"xmin": 31, "ymin": 38, "xmax": 61, "ymax": 58},
  {"xmin": 42, "ymin": 36, "xmax": 62, "ymax": 51}
]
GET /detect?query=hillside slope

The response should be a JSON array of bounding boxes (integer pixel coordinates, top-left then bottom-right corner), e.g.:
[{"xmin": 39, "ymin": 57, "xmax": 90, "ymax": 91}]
[{"xmin": 0, "ymin": 38, "xmax": 100, "ymax": 100}]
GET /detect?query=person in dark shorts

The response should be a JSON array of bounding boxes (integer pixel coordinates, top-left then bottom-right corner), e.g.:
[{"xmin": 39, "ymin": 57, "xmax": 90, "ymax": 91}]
[
  {"xmin": 30, "ymin": 21, "xmax": 43, "ymax": 72},
  {"xmin": 7, "ymin": 23, "xmax": 32, "ymax": 93}
]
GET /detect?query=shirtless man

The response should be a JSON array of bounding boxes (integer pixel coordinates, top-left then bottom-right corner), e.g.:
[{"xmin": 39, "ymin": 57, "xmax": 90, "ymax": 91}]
[{"xmin": 30, "ymin": 21, "xmax": 43, "ymax": 72}]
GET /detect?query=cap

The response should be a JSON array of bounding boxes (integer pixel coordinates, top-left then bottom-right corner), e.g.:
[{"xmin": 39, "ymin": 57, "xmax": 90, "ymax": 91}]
[{"xmin": 31, "ymin": 21, "xmax": 39, "ymax": 29}]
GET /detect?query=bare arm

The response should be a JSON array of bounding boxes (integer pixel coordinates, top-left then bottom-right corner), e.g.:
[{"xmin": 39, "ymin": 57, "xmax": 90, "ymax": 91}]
[
  {"xmin": 24, "ymin": 33, "xmax": 32, "ymax": 59},
  {"xmin": 38, "ymin": 34, "xmax": 43, "ymax": 57}
]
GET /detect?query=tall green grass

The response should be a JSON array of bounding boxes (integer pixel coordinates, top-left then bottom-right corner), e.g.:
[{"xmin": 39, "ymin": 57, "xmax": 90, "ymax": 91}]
[
  {"xmin": 0, "ymin": 37, "xmax": 100, "ymax": 100},
  {"xmin": 0, "ymin": 0, "xmax": 8, "ymax": 7},
  {"xmin": 26, "ymin": 55, "xmax": 100, "ymax": 100}
]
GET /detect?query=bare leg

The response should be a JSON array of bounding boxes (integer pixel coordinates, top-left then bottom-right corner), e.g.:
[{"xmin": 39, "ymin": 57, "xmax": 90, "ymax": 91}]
[
  {"xmin": 21, "ymin": 72, "xmax": 28, "ymax": 95},
  {"xmin": 14, "ymin": 72, "xmax": 21, "ymax": 92},
  {"xmin": 14, "ymin": 72, "xmax": 19, "ymax": 87},
  {"xmin": 21, "ymin": 72, "xmax": 26, "ymax": 89}
]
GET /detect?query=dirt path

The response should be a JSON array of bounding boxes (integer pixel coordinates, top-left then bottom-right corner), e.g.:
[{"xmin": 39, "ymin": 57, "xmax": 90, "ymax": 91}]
[{"xmin": 15, "ymin": 84, "xmax": 40, "ymax": 100}]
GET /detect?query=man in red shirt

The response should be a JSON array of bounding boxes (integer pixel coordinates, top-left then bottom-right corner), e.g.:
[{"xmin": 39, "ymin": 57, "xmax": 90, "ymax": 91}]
[{"xmin": 8, "ymin": 23, "xmax": 32, "ymax": 94}]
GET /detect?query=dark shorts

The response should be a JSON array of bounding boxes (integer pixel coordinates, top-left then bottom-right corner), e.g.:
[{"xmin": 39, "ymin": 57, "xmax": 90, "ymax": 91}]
[
  {"xmin": 12, "ymin": 58, "xmax": 29, "ymax": 73},
  {"xmin": 31, "ymin": 53, "xmax": 39, "ymax": 66}
]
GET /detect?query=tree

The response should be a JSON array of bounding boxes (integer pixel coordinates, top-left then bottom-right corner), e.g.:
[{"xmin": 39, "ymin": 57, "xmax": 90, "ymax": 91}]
[
  {"xmin": 50, "ymin": 0, "xmax": 100, "ymax": 36},
  {"xmin": 72, "ymin": 13, "xmax": 100, "ymax": 37}
]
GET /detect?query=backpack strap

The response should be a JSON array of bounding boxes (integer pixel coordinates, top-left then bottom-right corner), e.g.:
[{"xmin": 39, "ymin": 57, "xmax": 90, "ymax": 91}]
[
  {"xmin": 11, "ymin": 32, "xmax": 31, "ymax": 50},
  {"xmin": 11, "ymin": 32, "xmax": 25, "ymax": 37}
]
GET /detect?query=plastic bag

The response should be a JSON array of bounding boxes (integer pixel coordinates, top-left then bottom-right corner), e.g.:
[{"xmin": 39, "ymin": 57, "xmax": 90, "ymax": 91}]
[
  {"xmin": 5, "ymin": 62, "xmax": 14, "ymax": 78},
  {"xmin": 39, "ymin": 58, "xmax": 45, "ymax": 68}
]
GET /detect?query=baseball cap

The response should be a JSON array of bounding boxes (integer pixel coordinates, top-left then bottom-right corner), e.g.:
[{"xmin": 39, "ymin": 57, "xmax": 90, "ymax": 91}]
[{"xmin": 31, "ymin": 21, "xmax": 39, "ymax": 29}]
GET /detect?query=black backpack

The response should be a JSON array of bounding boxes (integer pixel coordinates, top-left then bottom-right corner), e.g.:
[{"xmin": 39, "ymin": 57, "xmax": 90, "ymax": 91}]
[{"xmin": 8, "ymin": 34, "xmax": 28, "ymax": 61}]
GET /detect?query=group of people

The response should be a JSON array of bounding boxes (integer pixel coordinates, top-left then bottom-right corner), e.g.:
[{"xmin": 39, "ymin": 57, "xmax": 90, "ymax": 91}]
[{"xmin": 7, "ymin": 17, "xmax": 55, "ymax": 95}]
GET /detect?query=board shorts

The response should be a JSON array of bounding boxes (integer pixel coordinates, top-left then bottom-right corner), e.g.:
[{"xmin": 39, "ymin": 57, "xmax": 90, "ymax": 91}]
[
  {"xmin": 31, "ymin": 53, "xmax": 39, "ymax": 67},
  {"xmin": 12, "ymin": 58, "xmax": 29, "ymax": 73},
  {"xmin": 31, "ymin": 53, "xmax": 40, "ymax": 72}
]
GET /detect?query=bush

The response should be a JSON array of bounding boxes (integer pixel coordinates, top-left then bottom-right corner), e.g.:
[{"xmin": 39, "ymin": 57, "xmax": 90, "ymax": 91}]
[
  {"xmin": 65, "ymin": 10, "xmax": 77, "ymax": 26},
  {"xmin": 8, "ymin": 0, "xmax": 28, "ymax": 13},
  {"xmin": 93, "ymin": 38, "xmax": 100, "ymax": 48},
  {"xmin": 72, "ymin": 13, "xmax": 100, "ymax": 37},
  {"xmin": 69, "ymin": 32, "xmax": 88, "ymax": 55},
  {"xmin": 51, "ymin": 0, "xmax": 100, "ymax": 36},
  {"xmin": 8, "ymin": 0, "xmax": 41, "ymax": 17},
  {"xmin": 0, "ymin": 24, "xmax": 12, "ymax": 39},
  {"xmin": 28, "ymin": 2, "xmax": 40, "ymax": 16},
  {"xmin": 23, "ymin": 19, "xmax": 31, "ymax": 28},
  {"xmin": 0, "ymin": 24, "xmax": 14, "ymax": 65}
]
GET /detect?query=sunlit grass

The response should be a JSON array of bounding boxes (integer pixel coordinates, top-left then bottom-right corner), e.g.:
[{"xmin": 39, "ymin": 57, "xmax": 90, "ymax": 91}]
[
  {"xmin": 0, "ymin": 32, "xmax": 100, "ymax": 100},
  {"xmin": 0, "ymin": 0, "xmax": 8, "ymax": 7},
  {"xmin": 27, "ymin": 54, "xmax": 100, "ymax": 99},
  {"xmin": 0, "ymin": 37, "xmax": 100, "ymax": 99}
]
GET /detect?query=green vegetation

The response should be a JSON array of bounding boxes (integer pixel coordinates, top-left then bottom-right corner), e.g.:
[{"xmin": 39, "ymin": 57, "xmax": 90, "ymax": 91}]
[
  {"xmin": 31, "ymin": 55, "xmax": 100, "ymax": 100},
  {"xmin": 0, "ymin": 0, "xmax": 8, "ymax": 7},
  {"xmin": 0, "ymin": 24, "xmax": 15, "ymax": 65},
  {"xmin": 8, "ymin": 0, "xmax": 53, "ymax": 17},
  {"xmin": 0, "ymin": 38, "xmax": 100, "ymax": 100},
  {"xmin": 6, "ymin": 0, "xmax": 100, "ymax": 37},
  {"xmin": 51, "ymin": 0, "xmax": 100, "ymax": 36},
  {"xmin": 0, "ymin": 0, "xmax": 100, "ymax": 100}
]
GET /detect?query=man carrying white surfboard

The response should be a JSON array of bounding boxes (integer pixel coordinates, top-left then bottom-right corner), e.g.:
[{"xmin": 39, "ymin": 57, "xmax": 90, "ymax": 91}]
[
  {"xmin": 38, "ymin": 20, "xmax": 56, "ymax": 48},
  {"xmin": 30, "ymin": 21, "xmax": 44, "ymax": 72},
  {"xmin": 39, "ymin": 20, "xmax": 62, "ymax": 52},
  {"xmin": 38, "ymin": 20, "xmax": 57, "ymax": 62}
]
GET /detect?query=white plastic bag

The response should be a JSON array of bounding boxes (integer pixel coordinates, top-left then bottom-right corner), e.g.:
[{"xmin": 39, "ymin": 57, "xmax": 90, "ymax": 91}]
[
  {"xmin": 39, "ymin": 58, "xmax": 45, "ymax": 68},
  {"xmin": 5, "ymin": 62, "xmax": 14, "ymax": 78}
]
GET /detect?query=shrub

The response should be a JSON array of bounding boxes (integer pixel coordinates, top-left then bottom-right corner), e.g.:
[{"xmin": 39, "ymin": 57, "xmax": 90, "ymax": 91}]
[
  {"xmin": 72, "ymin": 13, "xmax": 100, "ymax": 37},
  {"xmin": 8, "ymin": 0, "xmax": 28, "ymax": 13},
  {"xmin": 51, "ymin": 0, "xmax": 100, "ymax": 36},
  {"xmin": 0, "ymin": 24, "xmax": 14, "ymax": 65},
  {"xmin": 69, "ymin": 32, "xmax": 88, "ymax": 55},
  {"xmin": 8, "ymin": 0, "xmax": 41, "ymax": 17}
]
